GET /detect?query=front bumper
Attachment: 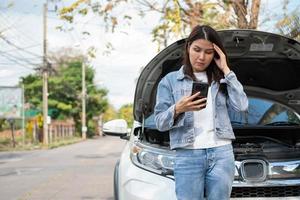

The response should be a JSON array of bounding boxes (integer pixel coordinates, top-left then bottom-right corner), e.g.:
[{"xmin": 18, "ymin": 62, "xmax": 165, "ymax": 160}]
[{"xmin": 116, "ymin": 141, "xmax": 300, "ymax": 199}]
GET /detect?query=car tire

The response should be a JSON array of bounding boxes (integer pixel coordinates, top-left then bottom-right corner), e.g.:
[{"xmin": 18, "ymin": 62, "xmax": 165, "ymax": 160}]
[{"xmin": 114, "ymin": 160, "xmax": 120, "ymax": 200}]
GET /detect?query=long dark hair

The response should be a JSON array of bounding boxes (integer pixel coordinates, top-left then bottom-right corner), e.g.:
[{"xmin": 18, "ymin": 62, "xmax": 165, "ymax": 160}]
[{"xmin": 183, "ymin": 25, "xmax": 229, "ymax": 84}]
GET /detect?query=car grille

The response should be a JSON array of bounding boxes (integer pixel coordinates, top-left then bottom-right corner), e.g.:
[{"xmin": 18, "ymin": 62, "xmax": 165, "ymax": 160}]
[{"xmin": 231, "ymin": 186, "xmax": 300, "ymax": 197}]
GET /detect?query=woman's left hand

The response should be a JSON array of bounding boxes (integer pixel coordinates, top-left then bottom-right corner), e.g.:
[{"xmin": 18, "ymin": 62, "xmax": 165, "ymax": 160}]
[{"xmin": 213, "ymin": 43, "xmax": 231, "ymax": 75}]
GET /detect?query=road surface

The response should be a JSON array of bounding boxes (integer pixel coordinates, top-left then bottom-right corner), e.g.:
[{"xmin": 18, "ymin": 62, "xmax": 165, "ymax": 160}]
[{"xmin": 0, "ymin": 136, "xmax": 126, "ymax": 200}]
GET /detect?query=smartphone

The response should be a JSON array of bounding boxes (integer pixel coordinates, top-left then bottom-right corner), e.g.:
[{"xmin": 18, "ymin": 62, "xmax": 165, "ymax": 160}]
[{"xmin": 192, "ymin": 82, "xmax": 209, "ymax": 101}]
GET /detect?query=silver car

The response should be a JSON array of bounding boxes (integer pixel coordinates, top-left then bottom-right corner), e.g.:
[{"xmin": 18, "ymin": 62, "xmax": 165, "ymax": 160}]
[{"xmin": 104, "ymin": 29, "xmax": 300, "ymax": 200}]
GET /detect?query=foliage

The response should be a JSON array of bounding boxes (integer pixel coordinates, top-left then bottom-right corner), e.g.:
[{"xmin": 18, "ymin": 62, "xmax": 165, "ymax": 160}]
[
  {"xmin": 102, "ymin": 103, "xmax": 133, "ymax": 128},
  {"xmin": 102, "ymin": 104, "xmax": 118, "ymax": 122},
  {"xmin": 22, "ymin": 74, "xmax": 43, "ymax": 108},
  {"xmin": 56, "ymin": 0, "xmax": 263, "ymax": 50},
  {"xmin": 20, "ymin": 57, "xmax": 108, "ymax": 135},
  {"xmin": 118, "ymin": 103, "xmax": 133, "ymax": 128},
  {"xmin": 0, "ymin": 119, "xmax": 7, "ymax": 131},
  {"xmin": 276, "ymin": 10, "xmax": 300, "ymax": 41}
]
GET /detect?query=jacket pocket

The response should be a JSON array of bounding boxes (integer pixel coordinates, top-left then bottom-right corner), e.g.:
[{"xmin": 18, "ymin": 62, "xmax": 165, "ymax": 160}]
[{"xmin": 172, "ymin": 89, "xmax": 191, "ymax": 102}]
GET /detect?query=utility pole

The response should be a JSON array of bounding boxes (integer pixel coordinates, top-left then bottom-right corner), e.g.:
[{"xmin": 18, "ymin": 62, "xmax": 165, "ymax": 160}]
[
  {"xmin": 42, "ymin": 2, "xmax": 49, "ymax": 145},
  {"xmin": 82, "ymin": 60, "xmax": 87, "ymax": 139}
]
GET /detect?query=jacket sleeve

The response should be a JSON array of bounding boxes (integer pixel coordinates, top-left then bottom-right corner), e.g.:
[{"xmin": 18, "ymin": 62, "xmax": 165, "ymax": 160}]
[
  {"xmin": 154, "ymin": 77, "xmax": 185, "ymax": 132},
  {"xmin": 223, "ymin": 71, "xmax": 249, "ymax": 112}
]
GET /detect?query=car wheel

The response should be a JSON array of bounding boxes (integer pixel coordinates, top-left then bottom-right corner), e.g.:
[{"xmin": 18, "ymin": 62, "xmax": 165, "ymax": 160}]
[{"xmin": 114, "ymin": 160, "xmax": 120, "ymax": 200}]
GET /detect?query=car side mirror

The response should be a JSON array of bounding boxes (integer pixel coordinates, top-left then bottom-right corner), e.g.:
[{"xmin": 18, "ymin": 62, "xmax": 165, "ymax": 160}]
[{"xmin": 103, "ymin": 119, "xmax": 129, "ymax": 138}]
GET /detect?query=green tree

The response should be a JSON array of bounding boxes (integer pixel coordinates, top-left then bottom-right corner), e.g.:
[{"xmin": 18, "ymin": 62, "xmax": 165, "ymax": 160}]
[
  {"xmin": 118, "ymin": 103, "xmax": 133, "ymax": 128},
  {"xmin": 103, "ymin": 104, "xmax": 118, "ymax": 122},
  {"xmin": 0, "ymin": 119, "xmax": 7, "ymax": 131},
  {"xmin": 21, "ymin": 58, "xmax": 108, "ymax": 136}
]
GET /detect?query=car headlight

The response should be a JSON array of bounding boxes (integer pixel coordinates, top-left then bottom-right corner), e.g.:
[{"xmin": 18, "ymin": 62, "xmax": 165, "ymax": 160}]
[{"xmin": 130, "ymin": 141, "xmax": 175, "ymax": 176}]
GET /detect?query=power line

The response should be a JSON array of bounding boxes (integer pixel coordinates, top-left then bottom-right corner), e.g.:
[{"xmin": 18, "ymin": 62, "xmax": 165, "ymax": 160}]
[
  {"xmin": 0, "ymin": 50, "xmax": 40, "ymax": 69},
  {"xmin": 0, "ymin": 49, "xmax": 40, "ymax": 64},
  {"xmin": 0, "ymin": 11, "xmax": 42, "ymax": 45},
  {"xmin": 0, "ymin": 40, "xmax": 42, "ymax": 63},
  {"xmin": 0, "ymin": 11, "xmax": 44, "ymax": 73},
  {"xmin": 5, "ymin": 44, "xmax": 41, "ymax": 53},
  {"xmin": 0, "ymin": 55, "xmax": 37, "ymax": 70},
  {"xmin": 0, "ymin": 39, "xmax": 42, "ymax": 69},
  {"xmin": 0, "ymin": 61, "xmax": 37, "ymax": 66},
  {"xmin": 0, "ymin": 37, "xmax": 43, "ymax": 58}
]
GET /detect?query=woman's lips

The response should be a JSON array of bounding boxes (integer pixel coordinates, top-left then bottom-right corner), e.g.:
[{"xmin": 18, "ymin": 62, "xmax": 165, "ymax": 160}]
[{"xmin": 195, "ymin": 62, "xmax": 205, "ymax": 66}]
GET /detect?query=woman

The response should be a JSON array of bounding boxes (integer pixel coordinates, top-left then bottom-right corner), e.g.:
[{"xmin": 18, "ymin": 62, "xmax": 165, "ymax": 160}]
[{"xmin": 154, "ymin": 25, "xmax": 248, "ymax": 200}]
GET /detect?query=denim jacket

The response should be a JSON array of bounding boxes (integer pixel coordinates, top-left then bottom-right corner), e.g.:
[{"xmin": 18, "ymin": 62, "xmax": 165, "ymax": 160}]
[{"xmin": 154, "ymin": 66, "xmax": 248, "ymax": 150}]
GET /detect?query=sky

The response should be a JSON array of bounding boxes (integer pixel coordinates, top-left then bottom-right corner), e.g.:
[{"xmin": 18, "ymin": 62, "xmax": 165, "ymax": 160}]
[{"xmin": 0, "ymin": 0, "xmax": 299, "ymax": 109}]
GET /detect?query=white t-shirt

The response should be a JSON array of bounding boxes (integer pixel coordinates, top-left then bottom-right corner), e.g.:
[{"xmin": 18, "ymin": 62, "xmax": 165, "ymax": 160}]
[{"xmin": 187, "ymin": 72, "xmax": 231, "ymax": 149}]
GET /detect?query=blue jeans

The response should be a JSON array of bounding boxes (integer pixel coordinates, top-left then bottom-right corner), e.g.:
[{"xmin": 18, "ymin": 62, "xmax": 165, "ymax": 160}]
[{"xmin": 174, "ymin": 144, "xmax": 235, "ymax": 200}]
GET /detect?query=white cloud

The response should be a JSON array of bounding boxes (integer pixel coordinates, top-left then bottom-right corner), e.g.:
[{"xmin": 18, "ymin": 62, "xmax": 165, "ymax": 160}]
[
  {"xmin": 92, "ymin": 29, "xmax": 157, "ymax": 108},
  {"xmin": 0, "ymin": 69, "xmax": 15, "ymax": 78}
]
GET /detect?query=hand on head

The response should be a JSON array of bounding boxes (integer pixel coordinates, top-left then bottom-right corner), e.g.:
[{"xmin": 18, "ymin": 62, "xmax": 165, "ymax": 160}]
[{"xmin": 213, "ymin": 43, "xmax": 231, "ymax": 75}]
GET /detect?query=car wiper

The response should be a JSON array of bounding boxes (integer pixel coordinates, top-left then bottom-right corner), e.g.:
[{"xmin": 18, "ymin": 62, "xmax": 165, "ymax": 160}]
[{"xmin": 264, "ymin": 121, "xmax": 300, "ymax": 126}]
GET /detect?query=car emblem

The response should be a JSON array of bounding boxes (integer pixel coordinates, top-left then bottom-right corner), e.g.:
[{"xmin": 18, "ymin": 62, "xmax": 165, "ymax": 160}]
[{"xmin": 240, "ymin": 159, "xmax": 267, "ymax": 182}]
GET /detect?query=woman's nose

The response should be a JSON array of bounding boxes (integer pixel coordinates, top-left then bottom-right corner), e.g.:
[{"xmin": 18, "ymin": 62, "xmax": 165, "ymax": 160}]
[{"xmin": 198, "ymin": 51, "xmax": 205, "ymax": 60}]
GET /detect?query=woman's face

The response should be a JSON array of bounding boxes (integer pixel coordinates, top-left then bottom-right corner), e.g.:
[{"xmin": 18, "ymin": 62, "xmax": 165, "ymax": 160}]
[{"xmin": 188, "ymin": 39, "xmax": 215, "ymax": 72}]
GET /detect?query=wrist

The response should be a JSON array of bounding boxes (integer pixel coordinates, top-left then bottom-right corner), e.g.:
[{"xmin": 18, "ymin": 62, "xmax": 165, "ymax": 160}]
[
  {"xmin": 223, "ymin": 67, "xmax": 231, "ymax": 76},
  {"xmin": 174, "ymin": 104, "xmax": 181, "ymax": 118}
]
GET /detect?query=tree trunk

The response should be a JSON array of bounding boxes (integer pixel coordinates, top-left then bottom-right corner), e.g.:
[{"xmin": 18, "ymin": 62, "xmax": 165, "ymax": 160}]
[
  {"xmin": 232, "ymin": 0, "xmax": 248, "ymax": 28},
  {"xmin": 249, "ymin": 0, "xmax": 261, "ymax": 29},
  {"xmin": 231, "ymin": 0, "xmax": 261, "ymax": 29}
]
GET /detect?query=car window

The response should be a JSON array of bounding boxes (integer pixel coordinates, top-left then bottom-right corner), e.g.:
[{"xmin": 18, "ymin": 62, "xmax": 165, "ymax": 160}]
[
  {"xmin": 229, "ymin": 97, "xmax": 300, "ymax": 126},
  {"xmin": 145, "ymin": 97, "xmax": 300, "ymax": 129}
]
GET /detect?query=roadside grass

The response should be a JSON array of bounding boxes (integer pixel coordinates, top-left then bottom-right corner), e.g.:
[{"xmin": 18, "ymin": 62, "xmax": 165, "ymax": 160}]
[{"xmin": 0, "ymin": 136, "xmax": 83, "ymax": 151}]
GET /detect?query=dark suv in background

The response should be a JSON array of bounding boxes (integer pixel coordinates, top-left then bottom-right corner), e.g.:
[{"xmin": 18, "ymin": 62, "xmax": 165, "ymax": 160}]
[{"xmin": 104, "ymin": 29, "xmax": 300, "ymax": 200}]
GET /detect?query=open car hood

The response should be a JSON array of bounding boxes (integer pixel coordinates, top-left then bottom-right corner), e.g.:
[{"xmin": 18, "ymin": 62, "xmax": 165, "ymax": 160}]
[{"xmin": 134, "ymin": 29, "xmax": 300, "ymax": 122}]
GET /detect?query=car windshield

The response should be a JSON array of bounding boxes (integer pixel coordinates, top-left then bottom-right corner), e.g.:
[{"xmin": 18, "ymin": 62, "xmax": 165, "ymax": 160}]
[
  {"xmin": 145, "ymin": 97, "xmax": 300, "ymax": 128},
  {"xmin": 229, "ymin": 97, "xmax": 300, "ymax": 126}
]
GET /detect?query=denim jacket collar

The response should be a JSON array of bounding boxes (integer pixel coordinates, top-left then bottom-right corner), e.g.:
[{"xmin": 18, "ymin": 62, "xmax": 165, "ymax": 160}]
[{"xmin": 177, "ymin": 66, "xmax": 192, "ymax": 80}]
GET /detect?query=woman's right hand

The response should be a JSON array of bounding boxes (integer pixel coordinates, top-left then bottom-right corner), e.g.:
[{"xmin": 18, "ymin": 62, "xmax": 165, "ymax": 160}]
[{"xmin": 174, "ymin": 92, "xmax": 207, "ymax": 118}]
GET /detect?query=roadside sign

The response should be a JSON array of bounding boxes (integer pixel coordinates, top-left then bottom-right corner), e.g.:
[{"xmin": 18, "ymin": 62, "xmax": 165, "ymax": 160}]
[
  {"xmin": 82, "ymin": 126, "xmax": 87, "ymax": 132},
  {"xmin": 0, "ymin": 86, "xmax": 23, "ymax": 119},
  {"xmin": 47, "ymin": 116, "xmax": 51, "ymax": 124}
]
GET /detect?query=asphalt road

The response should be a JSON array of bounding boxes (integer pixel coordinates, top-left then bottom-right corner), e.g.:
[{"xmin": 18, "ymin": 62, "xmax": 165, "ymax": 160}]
[{"xmin": 0, "ymin": 136, "xmax": 126, "ymax": 200}]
